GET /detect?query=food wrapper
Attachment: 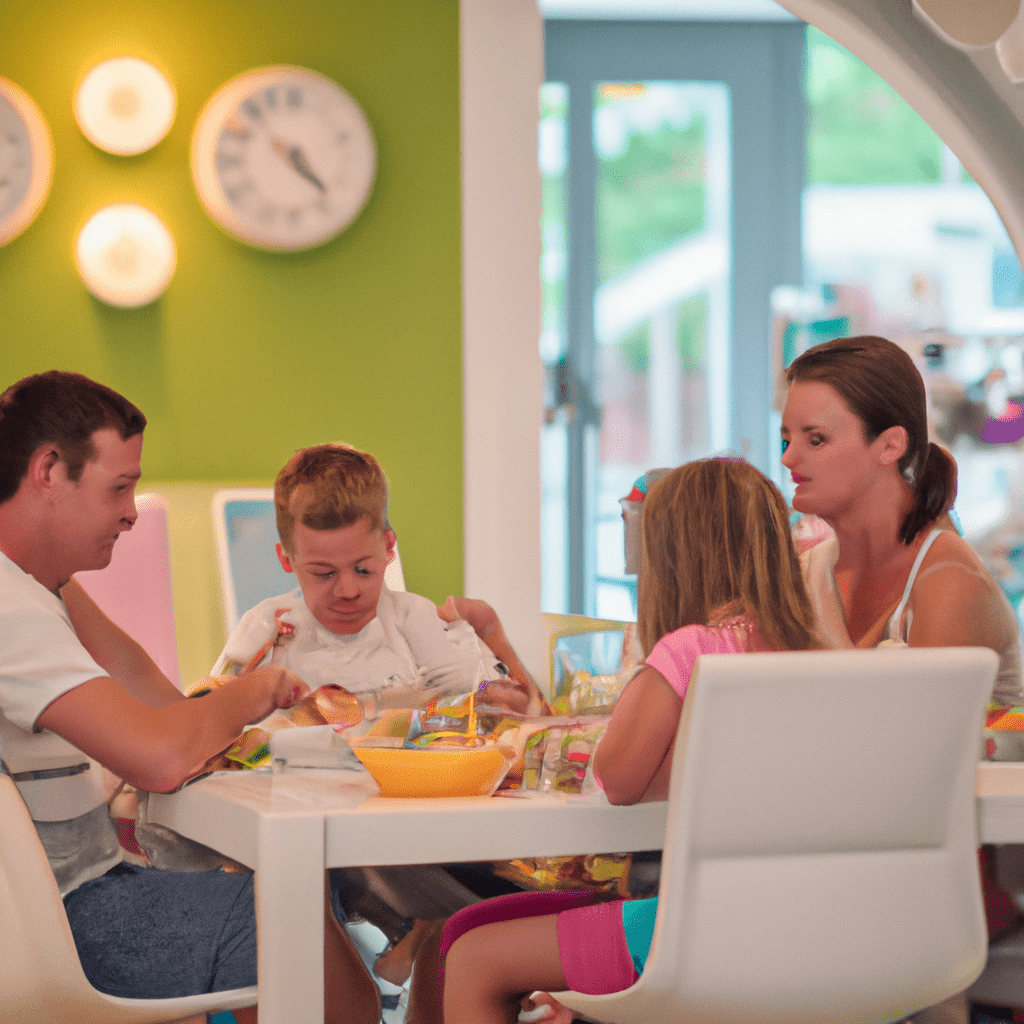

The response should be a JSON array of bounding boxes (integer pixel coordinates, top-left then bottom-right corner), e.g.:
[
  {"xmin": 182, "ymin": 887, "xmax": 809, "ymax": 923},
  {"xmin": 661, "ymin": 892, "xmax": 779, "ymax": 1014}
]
[
  {"xmin": 491, "ymin": 853, "xmax": 632, "ymax": 896},
  {"xmin": 520, "ymin": 715, "xmax": 611, "ymax": 795},
  {"xmin": 984, "ymin": 703, "xmax": 1024, "ymax": 760},
  {"xmin": 189, "ymin": 682, "xmax": 365, "ymax": 773}
]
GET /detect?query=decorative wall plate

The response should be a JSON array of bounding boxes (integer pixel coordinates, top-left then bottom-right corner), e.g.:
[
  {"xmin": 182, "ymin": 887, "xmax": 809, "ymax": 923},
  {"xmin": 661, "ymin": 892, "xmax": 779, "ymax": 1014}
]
[
  {"xmin": 75, "ymin": 203, "xmax": 177, "ymax": 307},
  {"xmin": 75, "ymin": 57, "xmax": 175, "ymax": 156}
]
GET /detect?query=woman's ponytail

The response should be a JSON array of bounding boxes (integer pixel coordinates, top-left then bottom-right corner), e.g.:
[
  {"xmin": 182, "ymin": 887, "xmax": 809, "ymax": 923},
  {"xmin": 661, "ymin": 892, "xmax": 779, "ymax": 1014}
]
[{"xmin": 900, "ymin": 442, "xmax": 957, "ymax": 543}]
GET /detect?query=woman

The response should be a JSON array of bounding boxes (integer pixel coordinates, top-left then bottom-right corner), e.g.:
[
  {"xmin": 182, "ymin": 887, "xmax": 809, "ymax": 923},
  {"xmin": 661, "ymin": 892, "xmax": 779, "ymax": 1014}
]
[
  {"xmin": 782, "ymin": 334, "xmax": 1023, "ymax": 1024},
  {"xmin": 782, "ymin": 334, "xmax": 1021, "ymax": 703}
]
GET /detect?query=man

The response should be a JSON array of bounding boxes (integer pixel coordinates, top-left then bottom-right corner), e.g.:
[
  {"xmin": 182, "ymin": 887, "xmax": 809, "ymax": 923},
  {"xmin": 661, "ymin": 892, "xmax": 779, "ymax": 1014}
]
[{"xmin": 0, "ymin": 370, "xmax": 379, "ymax": 1024}]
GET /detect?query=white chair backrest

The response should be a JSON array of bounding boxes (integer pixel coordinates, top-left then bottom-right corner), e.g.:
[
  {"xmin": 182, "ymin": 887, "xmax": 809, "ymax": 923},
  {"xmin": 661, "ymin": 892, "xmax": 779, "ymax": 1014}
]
[
  {"xmin": 0, "ymin": 772, "xmax": 256, "ymax": 1023},
  {"xmin": 556, "ymin": 646, "xmax": 996, "ymax": 1024},
  {"xmin": 212, "ymin": 488, "xmax": 406, "ymax": 634},
  {"xmin": 76, "ymin": 493, "xmax": 181, "ymax": 689}
]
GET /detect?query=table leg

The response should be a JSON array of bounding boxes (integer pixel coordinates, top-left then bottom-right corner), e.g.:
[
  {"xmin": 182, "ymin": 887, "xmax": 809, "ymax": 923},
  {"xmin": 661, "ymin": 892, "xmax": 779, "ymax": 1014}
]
[{"xmin": 254, "ymin": 812, "xmax": 326, "ymax": 1024}]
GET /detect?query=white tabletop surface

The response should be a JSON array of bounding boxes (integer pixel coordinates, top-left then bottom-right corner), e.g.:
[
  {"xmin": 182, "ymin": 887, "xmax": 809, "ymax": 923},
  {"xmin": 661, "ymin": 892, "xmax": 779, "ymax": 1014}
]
[
  {"xmin": 148, "ymin": 761, "xmax": 1024, "ymax": 1024},
  {"xmin": 148, "ymin": 767, "xmax": 667, "ymax": 1024}
]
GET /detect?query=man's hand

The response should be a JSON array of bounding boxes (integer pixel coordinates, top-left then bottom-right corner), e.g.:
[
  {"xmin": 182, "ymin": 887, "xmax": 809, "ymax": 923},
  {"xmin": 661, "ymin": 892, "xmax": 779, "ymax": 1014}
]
[{"xmin": 241, "ymin": 664, "xmax": 309, "ymax": 717}]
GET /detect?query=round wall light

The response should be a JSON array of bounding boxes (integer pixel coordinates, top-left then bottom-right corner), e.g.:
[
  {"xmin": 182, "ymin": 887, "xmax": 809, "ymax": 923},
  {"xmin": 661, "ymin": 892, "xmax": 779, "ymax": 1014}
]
[
  {"xmin": 74, "ymin": 57, "xmax": 175, "ymax": 155},
  {"xmin": 75, "ymin": 203, "xmax": 177, "ymax": 307}
]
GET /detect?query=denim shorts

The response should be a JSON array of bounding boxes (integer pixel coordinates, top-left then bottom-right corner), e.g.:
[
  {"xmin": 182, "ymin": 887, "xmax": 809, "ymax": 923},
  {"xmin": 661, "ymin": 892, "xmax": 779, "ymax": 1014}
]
[{"xmin": 63, "ymin": 862, "xmax": 257, "ymax": 998}]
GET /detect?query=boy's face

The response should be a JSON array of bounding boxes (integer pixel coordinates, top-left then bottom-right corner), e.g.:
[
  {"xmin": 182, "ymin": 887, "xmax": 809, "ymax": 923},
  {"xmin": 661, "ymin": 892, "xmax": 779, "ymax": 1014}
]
[{"xmin": 277, "ymin": 516, "xmax": 396, "ymax": 635}]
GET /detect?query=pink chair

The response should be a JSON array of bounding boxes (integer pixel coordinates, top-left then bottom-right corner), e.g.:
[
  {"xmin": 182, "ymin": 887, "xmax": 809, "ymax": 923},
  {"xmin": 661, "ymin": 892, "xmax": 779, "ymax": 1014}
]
[{"xmin": 75, "ymin": 492, "xmax": 181, "ymax": 689}]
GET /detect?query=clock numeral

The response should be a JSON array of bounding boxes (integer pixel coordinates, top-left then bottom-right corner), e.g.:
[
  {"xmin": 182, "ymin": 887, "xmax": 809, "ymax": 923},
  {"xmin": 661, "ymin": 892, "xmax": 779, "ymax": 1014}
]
[
  {"xmin": 263, "ymin": 87, "xmax": 278, "ymax": 109},
  {"xmin": 221, "ymin": 115, "xmax": 251, "ymax": 141},
  {"xmin": 286, "ymin": 208, "xmax": 304, "ymax": 226},
  {"xmin": 254, "ymin": 202, "xmax": 279, "ymax": 224},
  {"xmin": 242, "ymin": 98, "xmax": 262, "ymax": 122},
  {"xmin": 216, "ymin": 152, "xmax": 244, "ymax": 171},
  {"xmin": 224, "ymin": 178, "xmax": 257, "ymax": 208},
  {"xmin": 286, "ymin": 87, "xmax": 303, "ymax": 108}
]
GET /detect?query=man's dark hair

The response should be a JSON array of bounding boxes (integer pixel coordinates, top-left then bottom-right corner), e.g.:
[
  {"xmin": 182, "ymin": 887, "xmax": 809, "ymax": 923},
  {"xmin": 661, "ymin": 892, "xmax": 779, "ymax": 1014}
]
[{"xmin": 0, "ymin": 371, "xmax": 147, "ymax": 504}]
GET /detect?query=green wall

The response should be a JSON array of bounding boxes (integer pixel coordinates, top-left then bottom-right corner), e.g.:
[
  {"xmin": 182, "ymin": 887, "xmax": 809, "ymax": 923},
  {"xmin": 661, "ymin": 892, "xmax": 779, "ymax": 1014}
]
[{"xmin": 0, "ymin": 0, "xmax": 464, "ymax": 616}]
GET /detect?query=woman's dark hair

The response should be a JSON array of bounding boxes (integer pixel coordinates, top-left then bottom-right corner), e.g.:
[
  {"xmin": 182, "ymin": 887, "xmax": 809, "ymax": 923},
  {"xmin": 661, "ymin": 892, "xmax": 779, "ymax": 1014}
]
[
  {"xmin": 785, "ymin": 335, "xmax": 956, "ymax": 544},
  {"xmin": 0, "ymin": 371, "xmax": 146, "ymax": 504}
]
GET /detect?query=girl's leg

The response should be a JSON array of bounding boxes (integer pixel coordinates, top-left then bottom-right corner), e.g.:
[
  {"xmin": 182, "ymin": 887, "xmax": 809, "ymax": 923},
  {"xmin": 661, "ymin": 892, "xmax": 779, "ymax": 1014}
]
[{"xmin": 443, "ymin": 913, "xmax": 566, "ymax": 1024}]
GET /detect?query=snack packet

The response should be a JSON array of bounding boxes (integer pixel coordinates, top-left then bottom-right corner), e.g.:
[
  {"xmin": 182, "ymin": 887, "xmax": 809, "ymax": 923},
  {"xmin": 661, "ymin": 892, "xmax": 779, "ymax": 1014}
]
[{"xmin": 491, "ymin": 853, "xmax": 632, "ymax": 896}]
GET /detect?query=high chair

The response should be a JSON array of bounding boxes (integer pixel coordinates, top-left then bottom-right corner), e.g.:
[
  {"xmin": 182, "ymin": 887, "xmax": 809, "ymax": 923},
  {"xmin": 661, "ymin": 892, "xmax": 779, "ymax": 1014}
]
[
  {"xmin": 0, "ymin": 771, "xmax": 257, "ymax": 1023},
  {"xmin": 553, "ymin": 646, "xmax": 995, "ymax": 1024}
]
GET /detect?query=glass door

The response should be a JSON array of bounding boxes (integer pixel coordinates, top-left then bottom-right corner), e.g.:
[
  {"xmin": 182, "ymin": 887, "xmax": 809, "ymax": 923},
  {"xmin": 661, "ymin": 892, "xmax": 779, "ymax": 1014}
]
[{"xmin": 541, "ymin": 20, "xmax": 806, "ymax": 617}]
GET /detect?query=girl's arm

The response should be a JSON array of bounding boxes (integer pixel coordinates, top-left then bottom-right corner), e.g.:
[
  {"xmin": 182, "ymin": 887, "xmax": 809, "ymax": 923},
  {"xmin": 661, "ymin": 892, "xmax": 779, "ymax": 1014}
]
[{"xmin": 594, "ymin": 665, "xmax": 682, "ymax": 805}]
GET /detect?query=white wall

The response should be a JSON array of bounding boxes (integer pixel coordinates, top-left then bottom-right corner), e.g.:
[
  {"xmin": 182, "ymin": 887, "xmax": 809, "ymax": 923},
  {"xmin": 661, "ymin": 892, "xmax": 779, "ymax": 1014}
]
[{"xmin": 460, "ymin": 0, "xmax": 546, "ymax": 682}]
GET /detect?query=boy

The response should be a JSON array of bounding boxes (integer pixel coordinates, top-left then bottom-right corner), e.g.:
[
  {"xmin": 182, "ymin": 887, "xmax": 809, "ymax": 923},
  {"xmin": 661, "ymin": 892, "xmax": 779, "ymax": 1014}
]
[
  {"xmin": 213, "ymin": 443, "xmax": 534, "ymax": 1017},
  {"xmin": 0, "ymin": 371, "xmax": 380, "ymax": 1024},
  {"xmin": 214, "ymin": 442, "xmax": 535, "ymax": 709}
]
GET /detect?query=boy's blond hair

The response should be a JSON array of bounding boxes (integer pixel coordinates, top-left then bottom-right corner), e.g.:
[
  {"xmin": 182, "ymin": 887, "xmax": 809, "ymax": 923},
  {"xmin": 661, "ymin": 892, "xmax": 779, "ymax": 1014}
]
[
  {"xmin": 275, "ymin": 443, "xmax": 391, "ymax": 555},
  {"xmin": 637, "ymin": 458, "xmax": 819, "ymax": 657}
]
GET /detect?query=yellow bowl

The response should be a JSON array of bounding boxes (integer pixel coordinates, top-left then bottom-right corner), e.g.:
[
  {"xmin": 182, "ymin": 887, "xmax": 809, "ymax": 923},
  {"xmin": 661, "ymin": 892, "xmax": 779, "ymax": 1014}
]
[{"xmin": 351, "ymin": 744, "xmax": 513, "ymax": 798}]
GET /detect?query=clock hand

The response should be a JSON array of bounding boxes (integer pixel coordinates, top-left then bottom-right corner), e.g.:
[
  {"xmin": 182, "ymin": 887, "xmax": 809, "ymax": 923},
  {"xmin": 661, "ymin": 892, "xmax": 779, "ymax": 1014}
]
[{"xmin": 270, "ymin": 136, "xmax": 326, "ymax": 192}]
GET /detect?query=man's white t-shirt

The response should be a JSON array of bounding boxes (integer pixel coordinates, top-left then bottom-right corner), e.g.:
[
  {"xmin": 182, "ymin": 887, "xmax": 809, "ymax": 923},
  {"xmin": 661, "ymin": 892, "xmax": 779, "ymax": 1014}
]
[{"xmin": 0, "ymin": 551, "xmax": 122, "ymax": 892}]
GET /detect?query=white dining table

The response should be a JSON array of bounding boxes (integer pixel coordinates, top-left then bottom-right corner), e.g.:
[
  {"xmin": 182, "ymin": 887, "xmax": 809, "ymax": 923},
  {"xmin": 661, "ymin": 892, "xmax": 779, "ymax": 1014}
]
[{"xmin": 147, "ymin": 760, "xmax": 1024, "ymax": 1024}]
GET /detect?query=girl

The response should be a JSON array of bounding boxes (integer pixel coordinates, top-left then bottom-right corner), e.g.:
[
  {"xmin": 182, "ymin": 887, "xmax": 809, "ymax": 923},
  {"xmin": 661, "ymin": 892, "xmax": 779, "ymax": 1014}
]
[{"xmin": 439, "ymin": 458, "xmax": 819, "ymax": 1024}]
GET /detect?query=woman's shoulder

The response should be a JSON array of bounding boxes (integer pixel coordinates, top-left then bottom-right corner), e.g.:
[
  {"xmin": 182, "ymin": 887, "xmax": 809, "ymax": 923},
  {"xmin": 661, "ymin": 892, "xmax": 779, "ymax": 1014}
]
[
  {"xmin": 908, "ymin": 527, "xmax": 1018, "ymax": 646},
  {"xmin": 919, "ymin": 527, "xmax": 993, "ymax": 578}
]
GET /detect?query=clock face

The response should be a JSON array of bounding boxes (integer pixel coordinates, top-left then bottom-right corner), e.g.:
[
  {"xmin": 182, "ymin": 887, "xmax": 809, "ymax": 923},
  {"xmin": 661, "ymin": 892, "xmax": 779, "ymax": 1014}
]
[
  {"xmin": 0, "ymin": 77, "xmax": 54, "ymax": 246},
  {"xmin": 192, "ymin": 66, "xmax": 376, "ymax": 251}
]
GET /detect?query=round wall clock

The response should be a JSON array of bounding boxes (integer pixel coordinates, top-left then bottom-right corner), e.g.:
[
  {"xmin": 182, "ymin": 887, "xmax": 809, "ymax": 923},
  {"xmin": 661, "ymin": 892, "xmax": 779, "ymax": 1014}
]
[
  {"xmin": 0, "ymin": 77, "xmax": 54, "ymax": 247},
  {"xmin": 191, "ymin": 65, "xmax": 377, "ymax": 252}
]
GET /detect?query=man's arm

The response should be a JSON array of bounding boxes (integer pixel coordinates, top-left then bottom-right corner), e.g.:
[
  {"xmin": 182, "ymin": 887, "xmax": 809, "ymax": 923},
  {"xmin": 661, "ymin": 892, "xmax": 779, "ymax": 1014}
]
[
  {"xmin": 36, "ymin": 666, "xmax": 307, "ymax": 793},
  {"xmin": 60, "ymin": 577, "xmax": 182, "ymax": 708}
]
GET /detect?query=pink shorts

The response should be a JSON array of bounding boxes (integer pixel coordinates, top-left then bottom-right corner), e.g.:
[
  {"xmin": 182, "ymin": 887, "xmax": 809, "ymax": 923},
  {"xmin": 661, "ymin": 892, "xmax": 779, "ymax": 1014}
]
[{"xmin": 439, "ymin": 890, "xmax": 638, "ymax": 1002}]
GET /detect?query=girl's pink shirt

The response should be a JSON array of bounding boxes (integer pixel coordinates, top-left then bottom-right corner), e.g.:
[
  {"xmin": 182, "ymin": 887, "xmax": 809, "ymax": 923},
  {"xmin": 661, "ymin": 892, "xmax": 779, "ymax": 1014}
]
[{"xmin": 644, "ymin": 618, "xmax": 771, "ymax": 703}]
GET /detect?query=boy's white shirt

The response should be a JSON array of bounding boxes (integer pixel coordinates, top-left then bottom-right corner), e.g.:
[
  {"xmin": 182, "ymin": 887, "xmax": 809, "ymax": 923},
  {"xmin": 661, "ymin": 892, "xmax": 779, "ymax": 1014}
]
[{"xmin": 213, "ymin": 582, "xmax": 501, "ymax": 698}]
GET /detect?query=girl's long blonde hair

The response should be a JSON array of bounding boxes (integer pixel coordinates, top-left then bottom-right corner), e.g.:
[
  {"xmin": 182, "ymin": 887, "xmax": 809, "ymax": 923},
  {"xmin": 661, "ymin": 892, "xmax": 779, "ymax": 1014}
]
[{"xmin": 637, "ymin": 458, "xmax": 819, "ymax": 656}]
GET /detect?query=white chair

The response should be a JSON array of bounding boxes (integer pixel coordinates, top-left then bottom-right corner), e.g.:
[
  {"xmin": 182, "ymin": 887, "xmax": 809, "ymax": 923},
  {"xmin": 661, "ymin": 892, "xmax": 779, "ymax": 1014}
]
[
  {"xmin": 76, "ymin": 493, "xmax": 181, "ymax": 690},
  {"xmin": 212, "ymin": 488, "xmax": 405, "ymax": 634},
  {"xmin": 0, "ymin": 771, "xmax": 257, "ymax": 1024},
  {"xmin": 555, "ymin": 646, "xmax": 996, "ymax": 1024}
]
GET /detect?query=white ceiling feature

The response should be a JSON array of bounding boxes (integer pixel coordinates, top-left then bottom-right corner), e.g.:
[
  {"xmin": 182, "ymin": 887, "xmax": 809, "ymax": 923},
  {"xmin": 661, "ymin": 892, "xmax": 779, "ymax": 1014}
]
[
  {"xmin": 538, "ymin": 0, "xmax": 798, "ymax": 21},
  {"xmin": 912, "ymin": 0, "xmax": 1020, "ymax": 50},
  {"xmin": 997, "ymin": 5, "xmax": 1024, "ymax": 83}
]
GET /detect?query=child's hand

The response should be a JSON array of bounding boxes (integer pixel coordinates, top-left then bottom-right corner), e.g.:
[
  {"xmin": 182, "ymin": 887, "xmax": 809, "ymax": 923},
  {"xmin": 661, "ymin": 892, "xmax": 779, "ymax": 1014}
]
[
  {"xmin": 519, "ymin": 991, "xmax": 575, "ymax": 1024},
  {"xmin": 437, "ymin": 595, "xmax": 498, "ymax": 641},
  {"xmin": 478, "ymin": 678, "xmax": 531, "ymax": 715}
]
